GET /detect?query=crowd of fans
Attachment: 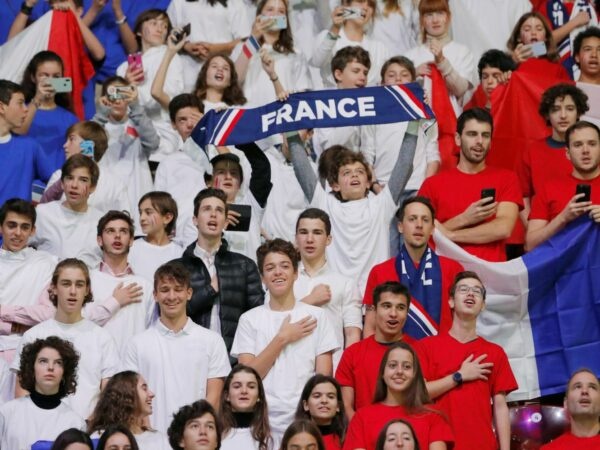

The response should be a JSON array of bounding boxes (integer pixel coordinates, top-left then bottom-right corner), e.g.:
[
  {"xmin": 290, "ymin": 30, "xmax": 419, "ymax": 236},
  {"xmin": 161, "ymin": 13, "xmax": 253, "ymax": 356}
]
[{"xmin": 0, "ymin": 0, "xmax": 600, "ymax": 449}]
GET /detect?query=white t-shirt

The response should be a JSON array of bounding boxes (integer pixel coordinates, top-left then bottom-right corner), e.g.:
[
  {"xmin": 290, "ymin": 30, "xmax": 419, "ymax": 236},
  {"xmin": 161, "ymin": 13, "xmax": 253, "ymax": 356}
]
[
  {"xmin": 167, "ymin": 0, "xmax": 251, "ymax": 91},
  {"xmin": 30, "ymin": 201, "xmax": 103, "ymax": 267},
  {"xmin": 231, "ymin": 302, "xmax": 338, "ymax": 437},
  {"xmin": 310, "ymin": 186, "xmax": 397, "ymax": 295},
  {"xmin": 221, "ymin": 427, "xmax": 273, "ymax": 450},
  {"xmin": 11, "ymin": 318, "xmax": 119, "ymax": 418},
  {"xmin": 86, "ymin": 270, "xmax": 157, "ymax": 355},
  {"xmin": 122, "ymin": 318, "xmax": 231, "ymax": 433},
  {"xmin": 243, "ymin": 44, "xmax": 312, "ymax": 107},
  {"xmin": 294, "ymin": 262, "xmax": 362, "ymax": 369},
  {"xmin": 261, "ymin": 148, "xmax": 311, "ymax": 242},
  {"xmin": 404, "ymin": 41, "xmax": 478, "ymax": 115},
  {"xmin": 0, "ymin": 396, "xmax": 84, "ymax": 450},
  {"xmin": 0, "ymin": 248, "xmax": 56, "ymax": 354},
  {"xmin": 46, "ymin": 168, "xmax": 131, "ymax": 219},
  {"xmin": 310, "ymin": 28, "xmax": 391, "ymax": 88},
  {"xmin": 368, "ymin": 120, "xmax": 440, "ymax": 190},
  {"xmin": 312, "ymin": 123, "xmax": 375, "ymax": 159},
  {"xmin": 371, "ymin": 0, "xmax": 419, "ymax": 55},
  {"xmin": 135, "ymin": 430, "xmax": 170, "ymax": 450},
  {"xmin": 117, "ymin": 45, "xmax": 185, "ymax": 162},
  {"xmin": 128, "ymin": 239, "xmax": 184, "ymax": 283}
]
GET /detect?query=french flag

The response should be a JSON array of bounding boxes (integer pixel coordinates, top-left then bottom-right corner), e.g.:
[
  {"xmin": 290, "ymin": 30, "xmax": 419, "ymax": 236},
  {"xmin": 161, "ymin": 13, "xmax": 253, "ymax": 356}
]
[
  {"xmin": 0, "ymin": 10, "xmax": 94, "ymax": 119},
  {"xmin": 434, "ymin": 216, "xmax": 600, "ymax": 400}
]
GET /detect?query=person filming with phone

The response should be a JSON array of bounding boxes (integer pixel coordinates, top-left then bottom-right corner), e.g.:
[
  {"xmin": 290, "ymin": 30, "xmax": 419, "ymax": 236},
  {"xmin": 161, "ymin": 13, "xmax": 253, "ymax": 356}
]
[
  {"xmin": 527, "ymin": 121, "xmax": 600, "ymax": 250},
  {"xmin": 418, "ymin": 108, "xmax": 523, "ymax": 262}
]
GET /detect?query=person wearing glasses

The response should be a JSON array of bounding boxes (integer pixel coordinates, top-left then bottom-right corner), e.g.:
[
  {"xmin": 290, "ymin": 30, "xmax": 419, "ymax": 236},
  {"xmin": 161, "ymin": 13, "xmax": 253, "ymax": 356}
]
[{"xmin": 415, "ymin": 271, "xmax": 518, "ymax": 450}]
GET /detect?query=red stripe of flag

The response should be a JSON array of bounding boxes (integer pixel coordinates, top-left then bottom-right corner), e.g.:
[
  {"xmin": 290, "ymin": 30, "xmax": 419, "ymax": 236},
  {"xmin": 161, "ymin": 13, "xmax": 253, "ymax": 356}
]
[{"xmin": 217, "ymin": 110, "xmax": 245, "ymax": 145}]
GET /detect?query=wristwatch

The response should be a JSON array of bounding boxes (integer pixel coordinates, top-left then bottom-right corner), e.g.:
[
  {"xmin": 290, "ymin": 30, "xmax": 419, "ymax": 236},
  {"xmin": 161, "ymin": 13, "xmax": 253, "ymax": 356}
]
[{"xmin": 452, "ymin": 371, "xmax": 463, "ymax": 386}]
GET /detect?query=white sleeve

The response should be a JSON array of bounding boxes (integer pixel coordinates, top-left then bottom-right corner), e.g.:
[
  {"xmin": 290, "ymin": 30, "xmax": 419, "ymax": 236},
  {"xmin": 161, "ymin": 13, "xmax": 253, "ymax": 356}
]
[
  {"xmin": 208, "ymin": 335, "xmax": 232, "ymax": 378},
  {"xmin": 228, "ymin": 0, "xmax": 252, "ymax": 38},
  {"xmin": 309, "ymin": 30, "xmax": 335, "ymax": 70},
  {"xmin": 360, "ymin": 125, "xmax": 376, "ymax": 166},
  {"xmin": 342, "ymin": 280, "xmax": 363, "ymax": 330},
  {"xmin": 230, "ymin": 313, "xmax": 256, "ymax": 358},
  {"xmin": 315, "ymin": 310, "xmax": 340, "ymax": 356},
  {"xmin": 292, "ymin": 53, "xmax": 313, "ymax": 93},
  {"xmin": 100, "ymin": 332, "xmax": 120, "ymax": 378},
  {"xmin": 120, "ymin": 338, "xmax": 140, "ymax": 372},
  {"xmin": 164, "ymin": 54, "xmax": 186, "ymax": 102},
  {"xmin": 166, "ymin": 0, "xmax": 183, "ymax": 27}
]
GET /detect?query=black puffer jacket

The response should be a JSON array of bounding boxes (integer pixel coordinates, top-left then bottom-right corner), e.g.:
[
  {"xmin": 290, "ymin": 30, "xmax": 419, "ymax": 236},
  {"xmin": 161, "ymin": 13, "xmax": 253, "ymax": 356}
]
[{"xmin": 174, "ymin": 240, "xmax": 264, "ymax": 352}]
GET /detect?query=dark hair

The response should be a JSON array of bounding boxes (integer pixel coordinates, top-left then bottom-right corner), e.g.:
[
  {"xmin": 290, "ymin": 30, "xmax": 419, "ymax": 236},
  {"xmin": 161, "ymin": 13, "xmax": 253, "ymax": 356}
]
[
  {"xmin": 372, "ymin": 342, "xmax": 430, "ymax": 411},
  {"xmin": 573, "ymin": 26, "xmax": 600, "ymax": 57},
  {"xmin": 66, "ymin": 121, "xmax": 109, "ymax": 161},
  {"xmin": 88, "ymin": 371, "xmax": 149, "ymax": 434},
  {"xmin": 331, "ymin": 46, "xmax": 371, "ymax": 80},
  {"xmin": 0, "ymin": 198, "xmax": 36, "ymax": 226},
  {"xmin": 133, "ymin": 9, "xmax": 171, "ymax": 49},
  {"xmin": 507, "ymin": 12, "xmax": 559, "ymax": 62},
  {"xmin": 566, "ymin": 368, "xmax": 600, "ymax": 391},
  {"xmin": 374, "ymin": 419, "xmax": 421, "ymax": 450},
  {"xmin": 97, "ymin": 210, "xmax": 135, "ymax": 238},
  {"xmin": 255, "ymin": 0, "xmax": 295, "ymax": 54},
  {"xmin": 318, "ymin": 145, "xmax": 348, "ymax": 183},
  {"xmin": 395, "ymin": 196, "xmax": 435, "ymax": 221},
  {"xmin": 168, "ymin": 400, "xmax": 221, "ymax": 450},
  {"xmin": 220, "ymin": 365, "xmax": 272, "ymax": 450},
  {"xmin": 565, "ymin": 120, "xmax": 600, "ymax": 147},
  {"xmin": 280, "ymin": 419, "xmax": 326, "ymax": 450},
  {"xmin": 211, "ymin": 153, "xmax": 244, "ymax": 184},
  {"xmin": 449, "ymin": 270, "xmax": 486, "ymax": 300},
  {"xmin": 418, "ymin": 0, "xmax": 451, "ymax": 42},
  {"xmin": 373, "ymin": 281, "xmax": 411, "ymax": 308},
  {"xmin": 48, "ymin": 258, "xmax": 93, "ymax": 307},
  {"xmin": 296, "ymin": 208, "xmax": 331, "ymax": 235},
  {"xmin": 193, "ymin": 187, "xmax": 228, "ymax": 217},
  {"xmin": 477, "ymin": 49, "xmax": 517, "ymax": 80},
  {"xmin": 194, "ymin": 53, "xmax": 247, "ymax": 106},
  {"xmin": 60, "ymin": 154, "xmax": 100, "ymax": 188},
  {"xmin": 138, "ymin": 191, "xmax": 178, "ymax": 235},
  {"xmin": 18, "ymin": 336, "xmax": 79, "ymax": 398},
  {"xmin": 256, "ymin": 238, "xmax": 299, "ymax": 275},
  {"xmin": 154, "ymin": 261, "xmax": 191, "ymax": 291},
  {"xmin": 380, "ymin": 56, "xmax": 416, "ymax": 82},
  {"xmin": 50, "ymin": 428, "xmax": 93, "ymax": 450},
  {"xmin": 101, "ymin": 75, "xmax": 129, "ymax": 97},
  {"xmin": 328, "ymin": 148, "xmax": 372, "ymax": 188},
  {"xmin": 21, "ymin": 51, "xmax": 72, "ymax": 110},
  {"xmin": 0, "ymin": 79, "xmax": 24, "ymax": 105},
  {"xmin": 169, "ymin": 93, "xmax": 204, "ymax": 123},
  {"xmin": 538, "ymin": 84, "xmax": 589, "ymax": 124},
  {"xmin": 97, "ymin": 425, "xmax": 140, "ymax": 450},
  {"xmin": 456, "ymin": 107, "xmax": 493, "ymax": 135},
  {"xmin": 295, "ymin": 375, "xmax": 348, "ymax": 444}
]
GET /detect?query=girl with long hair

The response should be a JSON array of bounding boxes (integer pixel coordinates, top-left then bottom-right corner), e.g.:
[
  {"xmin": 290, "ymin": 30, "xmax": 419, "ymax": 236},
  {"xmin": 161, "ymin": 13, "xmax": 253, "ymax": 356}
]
[
  {"xmin": 342, "ymin": 342, "xmax": 453, "ymax": 450},
  {"xmin": 0, "ymin": 337, "xmax": 84, "ymax": 449},
  {"xmin": 220, "ymin": 365, "xmax": 273, "ymax": 450},
  {"xmin": 280, "ymin": 420, "xmax": 326, "ymax": 450},
  {"xmin": 18, "ymin": 50, "xmax": 79, "ymax": 171},
  {"xmin": 295, "ymin": 375, "xmax": 348, "ymax": 450},
  {"xmin": 88, "ymin": 370, "xmax": 169, "ymax": 449}
]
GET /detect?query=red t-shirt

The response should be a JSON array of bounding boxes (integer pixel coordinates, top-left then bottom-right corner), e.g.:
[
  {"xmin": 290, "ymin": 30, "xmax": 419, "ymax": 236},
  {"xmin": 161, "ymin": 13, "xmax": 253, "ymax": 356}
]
[
  {"xmin": 541, "ymin": 431, "xmax": 600, "ymax": 449},
  {"xmin": 343, "ymin": 403, "xmax": 454, "ymax": 450},
  {"xmin": 517, "ymin": 137, "xmax": 572, "ymax": 198},
  {"xmin": 335, "ymin": 335, "xmax": 416, "ymax": 412},
  {"xmin": 530, "ymin": 174, "xmax": 600, "ymax": 221},
  {"xmin": 418, "ymin": 166, "xmax": 524, "ymax": 262},
  {"xmin": 322, "ymin": 432, "xmax": 342, "ymax": 450},
  {"xmin": 363, "ymin": 255, "xmax": 464, "ymax": 336},
  {"xmin": 416, "ymin": 333, "xmax": 518, "ymax": 450}
]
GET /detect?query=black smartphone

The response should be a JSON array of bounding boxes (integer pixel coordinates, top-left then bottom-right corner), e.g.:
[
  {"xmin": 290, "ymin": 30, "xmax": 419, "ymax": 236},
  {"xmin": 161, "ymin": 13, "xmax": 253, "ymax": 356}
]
[
  {"xmin": 481, "ymin": 188, "xmax": 496, "ymax": 205},
  {"xmin": 576, "ymin": 184, "xmax": 591, "ymax": 203},
  {"xmin": 227, "ymin": 204, "xmax": 252, "ymax": 232},
  {"xmin": 173, "ymin": 23, "xmax": 191, "ymax": 43}
]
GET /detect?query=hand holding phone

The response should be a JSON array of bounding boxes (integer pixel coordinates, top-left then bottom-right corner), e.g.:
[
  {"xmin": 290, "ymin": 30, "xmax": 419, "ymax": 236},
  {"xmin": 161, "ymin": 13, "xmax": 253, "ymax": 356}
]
[
  {"xmin": 127, "ymin": 53, "xmax": 144, "ymax": 83},
  {"xmin": 226, "ymin": 204, "xmax": 252, "ymax": 232},
  {"xmin": 48, "ymin": 77, "xmax": 73, "ymax": 93},
  {"xmin": 341, "ymin": 7, "xmax": 364, "ymax": 20},
  {"xmin": 172, "ymin": 23, "xmax": 191, "ymax": 44},
  {"xmin": 481, "ymin": 188, "xmax": 496, "ymax": 206},
  {"xmin": 527, "ymin": 41, "xmax": 547, "ymax": 57},
  {"xmin": 576, "ymin": 184, "xmax": 591, "ymax": 203}
]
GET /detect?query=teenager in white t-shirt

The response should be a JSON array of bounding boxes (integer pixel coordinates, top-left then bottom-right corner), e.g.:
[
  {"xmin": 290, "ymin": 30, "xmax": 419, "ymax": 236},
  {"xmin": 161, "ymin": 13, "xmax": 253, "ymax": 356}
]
[
  {"xmin": 122, "ymin": 261, "xmax": 231, "ymax": 434},
  {"xmin": 294, "ymin": 208, "xmax": 362, "ymax": 369},
  {"xmin": 11, "ymin": 258, "xmax": 120, "ymax": 419},
  {"xmin": 86, "ymin": 211, "xmax": 157, "ymax": 355},
  {"xmin": 231, "ymin": 239, "xmax": 338, "ymax": 440},
  {"xmin": 31, "ymin": 155, "xmax": 104, "ymax": 267},
  {"xmin": 129, "ymin": 191, "xmax": 183, "ymax": 283},
  {"xmin": 0, "ymin": 336, "xmax": 84, "ymax": 450},
  {"xmin": 372, "ymin": 0, "xmax": 419, "ymax": 56},
  {"xmin": 88, "ymin": 371, "xmax": 170, "ymax": 450},
  {"xmin": 116, "ymin": 9, "xmax": 185, "ymax": 162},
  {"xmin": 0, "ymin": 199, "xmax": 56, "ymax": 401}
]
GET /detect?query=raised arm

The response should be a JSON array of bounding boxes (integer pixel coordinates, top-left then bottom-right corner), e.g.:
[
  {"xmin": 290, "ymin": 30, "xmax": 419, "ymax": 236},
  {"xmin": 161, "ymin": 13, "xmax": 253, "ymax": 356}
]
[
  {"xmin": 234, "ymin": 143, "xmax": 272, "ymax": 207},
  {"xmin": 151, "ymin": 30, "xmax": 188, "ymax": 110},
  {"xmin": 287, "ymin": 132, "xmax": 318, "ymax": 203},
  {"xmin": 111, "ymin": 0, "xmax": 138, "ymax": 55},
  {"xmin": 387, "ymin": 121, "xmax": 419, "ymax": 202}
]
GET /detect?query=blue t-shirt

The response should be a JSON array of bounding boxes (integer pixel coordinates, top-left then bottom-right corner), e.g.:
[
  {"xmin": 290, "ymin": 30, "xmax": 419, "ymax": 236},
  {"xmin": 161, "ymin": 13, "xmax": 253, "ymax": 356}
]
[
  {"xmin": 28, "ymin": 107, "xmax": 79, "ymax": 171},
  {"xmin": 0, "ymin": 134, "xmax": 54, "ymax": 204},
  {"xmin": 0, "ymin": 1, "xmax": 50, "ymax": 44}
]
